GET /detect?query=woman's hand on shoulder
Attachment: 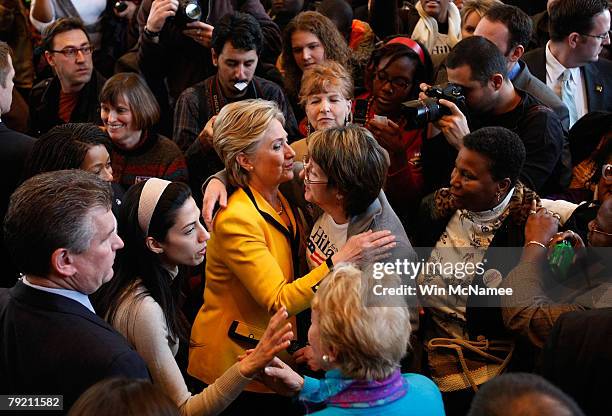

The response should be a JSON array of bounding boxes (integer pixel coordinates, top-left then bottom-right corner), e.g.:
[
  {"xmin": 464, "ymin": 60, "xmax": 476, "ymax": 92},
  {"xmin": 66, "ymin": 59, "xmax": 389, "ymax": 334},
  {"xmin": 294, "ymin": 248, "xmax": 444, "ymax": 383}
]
[
  {"xmin": 237, "ymin": 307, "xmax": 293, "ymax": 379},
  {"xmin": 202, "ymin": 178, "xmax": 227, "ymax": 229},
  {"xmin": 332, "ymin": 229, "xmax": 396, "ymax": 266}
]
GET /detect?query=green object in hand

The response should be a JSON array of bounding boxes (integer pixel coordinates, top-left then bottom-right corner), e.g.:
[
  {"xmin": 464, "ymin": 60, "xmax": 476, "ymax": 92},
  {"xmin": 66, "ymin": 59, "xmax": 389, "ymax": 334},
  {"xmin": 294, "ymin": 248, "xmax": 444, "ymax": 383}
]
[{"xmin": 548, "ymin": 240, "xmax": 574, "ymax": 280}]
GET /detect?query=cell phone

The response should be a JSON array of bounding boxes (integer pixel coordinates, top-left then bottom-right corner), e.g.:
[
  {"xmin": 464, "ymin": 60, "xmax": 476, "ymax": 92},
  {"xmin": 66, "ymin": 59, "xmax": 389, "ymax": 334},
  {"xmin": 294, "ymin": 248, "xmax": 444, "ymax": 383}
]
[
  {"xmin": 114, "ymin": 1, "xmax": 128, "ymax": 12},
  {"xmin": 353, "ymin": 98, "xmax": 368, "ymax": 126}
]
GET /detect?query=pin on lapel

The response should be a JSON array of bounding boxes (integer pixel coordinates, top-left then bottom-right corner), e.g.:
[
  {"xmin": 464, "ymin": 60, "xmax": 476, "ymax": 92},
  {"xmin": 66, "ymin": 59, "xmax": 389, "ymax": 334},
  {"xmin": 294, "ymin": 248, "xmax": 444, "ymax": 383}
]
[{"xmin": 595, "ymin": 85, "xmax": 603, "ymax": 93}]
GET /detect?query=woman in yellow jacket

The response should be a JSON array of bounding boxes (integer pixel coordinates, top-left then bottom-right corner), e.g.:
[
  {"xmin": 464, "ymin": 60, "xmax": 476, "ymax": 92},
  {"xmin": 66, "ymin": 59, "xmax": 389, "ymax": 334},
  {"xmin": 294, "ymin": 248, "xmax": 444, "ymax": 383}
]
[{"xmin": 188, "ymin": 99, "xmax": 394, "ymax": 414}]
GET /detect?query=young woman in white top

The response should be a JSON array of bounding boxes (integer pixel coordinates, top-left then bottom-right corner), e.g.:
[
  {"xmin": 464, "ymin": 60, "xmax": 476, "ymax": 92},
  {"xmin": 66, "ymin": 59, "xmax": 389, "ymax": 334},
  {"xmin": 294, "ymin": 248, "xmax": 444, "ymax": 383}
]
[{"xmin": 95, "ymin": 178, "xmax": 294, "ymax": 416}]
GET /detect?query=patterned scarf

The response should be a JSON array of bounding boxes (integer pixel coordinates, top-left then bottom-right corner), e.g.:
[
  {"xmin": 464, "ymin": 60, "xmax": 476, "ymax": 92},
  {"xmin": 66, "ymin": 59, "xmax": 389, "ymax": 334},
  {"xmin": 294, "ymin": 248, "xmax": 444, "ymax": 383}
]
[{"xmin": 300, "ymin": 369, "xmax": 408, "ymax": 409}]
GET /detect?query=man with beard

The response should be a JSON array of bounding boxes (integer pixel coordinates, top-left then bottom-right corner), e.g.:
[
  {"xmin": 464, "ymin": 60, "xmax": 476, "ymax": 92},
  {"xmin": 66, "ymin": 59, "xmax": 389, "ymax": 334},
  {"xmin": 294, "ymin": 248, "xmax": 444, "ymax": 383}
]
[
  {"xmin": 29, "ymin": 18, "xmax": 105, "ymax": 137},
  {"xmin": 421, "ymin": 36, "xmax": 571, "ymax": 196}
]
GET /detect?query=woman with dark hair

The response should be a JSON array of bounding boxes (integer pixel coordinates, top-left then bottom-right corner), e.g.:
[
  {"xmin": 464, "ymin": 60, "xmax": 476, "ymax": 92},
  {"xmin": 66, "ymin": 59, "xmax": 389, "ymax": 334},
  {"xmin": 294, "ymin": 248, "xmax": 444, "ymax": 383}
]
[
  {"xmin": 359, "ymin": 37, "xmax": 434, "ymax": 231},
  {"xmin": 24, "ymin": 122, "xmax": 112, "ymax": 180},
  {"xmin": 281, "ymin": 11, "xmax": 350, "ymax": 120},
  {"xmin": 95, "ymin": 178, "xmax": 295, "ymax": 416},
  {"xmin": 415, "ymin": 126, "xmax": 575, "ymax": 411},
  {"xmin": 99, "ymin": 72, "xmax": 188, "ymax": 190},
  {"xmin": 22, "ymin": 122, "xmax": 122, "ymax": 211}
]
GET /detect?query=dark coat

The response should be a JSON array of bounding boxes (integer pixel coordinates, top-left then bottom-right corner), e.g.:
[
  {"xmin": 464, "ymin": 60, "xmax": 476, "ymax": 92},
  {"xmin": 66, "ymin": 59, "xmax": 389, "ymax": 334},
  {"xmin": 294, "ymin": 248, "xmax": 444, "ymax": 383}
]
[
  {"xmin": 522, "ymin": 47, "xmax": 612, "ymax": 113},
  {"xmin": 28, "ymin": 71, "xmax": 105, "ymax": 137},
  {"xmin": 0, "ymin": 281, "xmax": 150, "ymax": 410},
  {"xmin": 0, "ymin": 122, "xmax": 34, "ymax": 288}
]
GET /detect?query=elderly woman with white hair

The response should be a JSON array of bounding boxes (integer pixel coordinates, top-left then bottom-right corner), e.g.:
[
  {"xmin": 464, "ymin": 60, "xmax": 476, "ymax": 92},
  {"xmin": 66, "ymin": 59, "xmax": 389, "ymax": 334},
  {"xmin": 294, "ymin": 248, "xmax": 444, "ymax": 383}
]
[
  {"xmin": 188, "ymin": 99, "xmax": 395, "ymax": 413},
  {"xmin": 263, "ymin": 264, "xmax": 445, "ymax": 415}
]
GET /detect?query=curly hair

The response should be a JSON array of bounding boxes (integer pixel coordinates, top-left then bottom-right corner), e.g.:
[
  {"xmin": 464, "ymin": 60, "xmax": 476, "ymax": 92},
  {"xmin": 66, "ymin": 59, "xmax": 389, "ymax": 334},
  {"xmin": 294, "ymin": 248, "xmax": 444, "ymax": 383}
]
[
  {"xmin": 281, "ymin": 11, "xmax": 350, "ymax": 99},
  {"xmin": 463, "ymin": 126, "xmax": 526, "ymax": 186}
]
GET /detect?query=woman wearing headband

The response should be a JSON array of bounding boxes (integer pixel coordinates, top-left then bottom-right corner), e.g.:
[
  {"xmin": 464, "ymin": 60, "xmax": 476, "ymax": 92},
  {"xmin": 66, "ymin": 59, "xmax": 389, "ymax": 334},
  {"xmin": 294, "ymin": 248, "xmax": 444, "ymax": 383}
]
[
  {"xmin": 360, "ymin": 37, "xmax": 434, "ymax": 235},
  {"xmin": 95, "ymin": 178, "xmax": 295, "ymax": 415}
]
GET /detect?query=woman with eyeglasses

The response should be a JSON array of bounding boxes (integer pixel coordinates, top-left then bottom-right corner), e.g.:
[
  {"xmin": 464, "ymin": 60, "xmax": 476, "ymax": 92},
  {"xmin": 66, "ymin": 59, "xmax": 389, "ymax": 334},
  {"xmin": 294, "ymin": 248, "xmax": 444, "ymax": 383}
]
[
  {"xmin": 189, "ymin": 100, "xmax": 395, "ymax": 414},
  {"xmin": 202, "ymin": 121, "xmax": 417, "ymax": 371},
  {"xmin": 358, "ymin": 37, "xmax": 434, "ymax": 234}
]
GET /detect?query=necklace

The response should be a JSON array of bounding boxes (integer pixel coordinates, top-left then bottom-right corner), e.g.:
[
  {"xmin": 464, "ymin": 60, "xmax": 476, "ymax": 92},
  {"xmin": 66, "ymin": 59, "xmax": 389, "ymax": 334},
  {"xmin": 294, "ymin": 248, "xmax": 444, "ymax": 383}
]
[{"xmin": 276, "ymin": 198, "xmax": 284, "ymax": 216}]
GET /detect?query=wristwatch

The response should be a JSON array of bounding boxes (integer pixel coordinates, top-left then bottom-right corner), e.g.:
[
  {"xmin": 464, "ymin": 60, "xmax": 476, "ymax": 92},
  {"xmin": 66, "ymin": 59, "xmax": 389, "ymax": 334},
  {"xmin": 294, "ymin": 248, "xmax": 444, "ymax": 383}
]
[{"xmin": 144, "ymin": 26, "xmax": 160, "ymax": 39}]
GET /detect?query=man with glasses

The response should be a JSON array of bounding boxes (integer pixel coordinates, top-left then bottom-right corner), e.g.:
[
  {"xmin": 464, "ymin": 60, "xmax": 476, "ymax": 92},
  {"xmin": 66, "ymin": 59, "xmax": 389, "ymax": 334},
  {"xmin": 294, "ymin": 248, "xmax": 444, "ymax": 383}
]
[
  {"xmin": 29, "ymin": 17, "xmax": 105, "ymax": 137},
  {"xmin": 523, "ymin": 0, "xmax": 612, "ymax": 127}
]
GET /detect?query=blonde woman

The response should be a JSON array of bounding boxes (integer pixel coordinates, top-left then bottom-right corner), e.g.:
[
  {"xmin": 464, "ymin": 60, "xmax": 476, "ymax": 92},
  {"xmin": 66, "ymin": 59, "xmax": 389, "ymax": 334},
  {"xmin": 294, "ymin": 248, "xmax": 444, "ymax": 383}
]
[
  {"xmin": 188, "ymin": 99, "xmax": 394, "ymax": 413},
  {"xmin": 264, "ymin": 264, "xmax": 445, "ymax": 415}
]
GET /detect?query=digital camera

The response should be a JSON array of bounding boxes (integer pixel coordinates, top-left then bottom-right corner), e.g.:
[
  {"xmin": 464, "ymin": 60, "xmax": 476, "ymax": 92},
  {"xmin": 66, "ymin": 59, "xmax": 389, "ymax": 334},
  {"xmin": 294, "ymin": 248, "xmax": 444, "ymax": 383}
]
[{"xmin": 401, "ymin": 83, "xmax": 466, "ymax": 129}]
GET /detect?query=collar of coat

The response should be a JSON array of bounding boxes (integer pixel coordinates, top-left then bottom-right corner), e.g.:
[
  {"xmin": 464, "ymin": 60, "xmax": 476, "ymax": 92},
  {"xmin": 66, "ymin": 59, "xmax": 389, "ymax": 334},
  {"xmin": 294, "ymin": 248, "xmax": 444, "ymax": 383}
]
[{"xmin": 431, "ymin": 181, "xmax": 540, "ymax": 226}]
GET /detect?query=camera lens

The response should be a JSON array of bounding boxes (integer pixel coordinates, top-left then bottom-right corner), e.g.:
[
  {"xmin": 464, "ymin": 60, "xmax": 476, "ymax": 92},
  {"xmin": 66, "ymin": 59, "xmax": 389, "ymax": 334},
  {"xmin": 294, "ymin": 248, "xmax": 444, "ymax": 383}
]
[{"xmin": 401, "ymin": 98, "xmax": 442, "ymax": 130}]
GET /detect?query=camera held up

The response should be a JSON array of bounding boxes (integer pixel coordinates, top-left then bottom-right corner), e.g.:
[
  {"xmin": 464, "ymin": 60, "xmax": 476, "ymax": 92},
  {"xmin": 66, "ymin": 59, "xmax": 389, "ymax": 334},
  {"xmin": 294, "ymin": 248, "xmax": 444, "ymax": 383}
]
[{"xmin": 401, "ymin": 83, "xmax": 466, "ymax": 130}]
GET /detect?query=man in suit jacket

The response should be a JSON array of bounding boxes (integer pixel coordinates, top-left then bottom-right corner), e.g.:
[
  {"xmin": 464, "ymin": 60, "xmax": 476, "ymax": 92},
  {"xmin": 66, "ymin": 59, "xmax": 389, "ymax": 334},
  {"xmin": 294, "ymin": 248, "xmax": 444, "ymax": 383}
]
[
  {"xmin": 522, "ymin": 0, "xmax": 612, "ymax": 127},
  {"xmin": 0, "ymin": 41, "xmax": 35, "ymax": 288},
  {"xmin": 474, "ymin": 4, "xmax": 570, "ymax": 131},
  {"xmin": 0, "ymin": 170, "xmax": 149, "ymax": 411}
]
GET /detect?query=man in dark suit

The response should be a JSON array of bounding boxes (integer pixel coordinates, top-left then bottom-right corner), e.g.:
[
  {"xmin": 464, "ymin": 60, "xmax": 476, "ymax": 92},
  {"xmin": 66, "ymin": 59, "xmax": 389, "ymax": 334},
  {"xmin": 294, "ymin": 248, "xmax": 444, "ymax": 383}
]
[
  {"xmin": 522, "ymin": 0, "xmax": 612, "ymax": 127},
  {"xmin": 0, "ymin": 41, "xmax": 35, "ymax": 288},
  {"xmin": 0, "ymin": 170, "xmax": 149, "ymax": 411},
  {"xmin": 474, "ymin": 4, "xmax": 570, "ymax": 131}
]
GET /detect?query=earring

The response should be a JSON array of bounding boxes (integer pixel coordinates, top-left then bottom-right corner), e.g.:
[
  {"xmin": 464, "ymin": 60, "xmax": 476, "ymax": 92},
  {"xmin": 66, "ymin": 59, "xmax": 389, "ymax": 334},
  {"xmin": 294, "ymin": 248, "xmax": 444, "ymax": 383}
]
[
  {"xmin": 495, "ymin": 191, "xmax": 501, "ymax": 202},
  {"xmin": 322, "ymin": 354, "xmax": 330, "ymax": 365},
  {"xmin": 306, "ymin": 122, "xmax": 312, "ymax": 136}
]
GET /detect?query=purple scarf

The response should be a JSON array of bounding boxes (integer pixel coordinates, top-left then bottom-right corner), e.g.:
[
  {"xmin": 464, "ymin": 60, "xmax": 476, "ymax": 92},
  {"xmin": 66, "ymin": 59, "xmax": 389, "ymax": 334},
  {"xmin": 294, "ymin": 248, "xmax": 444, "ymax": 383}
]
[{"xmin": 301, "ymin": 368, "xmax": 408, "ymax": 409}]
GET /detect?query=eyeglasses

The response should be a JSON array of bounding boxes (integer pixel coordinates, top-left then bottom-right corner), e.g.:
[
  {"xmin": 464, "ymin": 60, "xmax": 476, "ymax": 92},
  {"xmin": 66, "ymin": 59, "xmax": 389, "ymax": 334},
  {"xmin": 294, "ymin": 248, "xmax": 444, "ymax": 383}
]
[
  {"xmin": 374, "ymin": 70, "xmax": 412, "ymax": 90},
  {"xmin": 302, "ymin": 156, "xmax": 328, "ymax": 185},
  {"xmin": 602, "ymin": 164, "xmax": 612, "ymax": 181},
  {"xmin": 579, "ymin": 31, "xmax": 611, "ymax": 40},
  {"xmin": 49, "ymin": 45, "xmax": 94, "ymax": 58},
  {"xmin": 589, "ymin": 220, "xmax": 612, "ymax": 237}
]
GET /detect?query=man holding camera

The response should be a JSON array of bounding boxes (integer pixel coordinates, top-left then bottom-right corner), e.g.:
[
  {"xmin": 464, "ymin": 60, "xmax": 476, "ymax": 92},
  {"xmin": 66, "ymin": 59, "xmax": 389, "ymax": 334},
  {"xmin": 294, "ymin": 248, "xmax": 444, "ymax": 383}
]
[
  {"xmin": 137, "ymin": 0, "xmax": 281, "ymax": 132},
  {"xmin": 421, "ymin": 36, "xmax": 571, "ymax": 196}
]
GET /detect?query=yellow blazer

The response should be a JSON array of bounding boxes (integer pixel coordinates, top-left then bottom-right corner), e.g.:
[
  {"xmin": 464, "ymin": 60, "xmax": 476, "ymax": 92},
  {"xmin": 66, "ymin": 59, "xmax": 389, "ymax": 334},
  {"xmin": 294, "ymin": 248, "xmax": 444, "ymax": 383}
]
[{"xmin": 188, "ymin": 186, "xmax": 330, "ymax": 393}]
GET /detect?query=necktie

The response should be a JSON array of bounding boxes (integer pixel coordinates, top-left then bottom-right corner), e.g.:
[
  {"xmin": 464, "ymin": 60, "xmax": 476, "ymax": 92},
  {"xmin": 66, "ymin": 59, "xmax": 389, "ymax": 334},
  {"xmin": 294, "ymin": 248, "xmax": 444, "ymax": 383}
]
[{"xmin": 560, "ymin": 69, "xmax": 579, "ymax": 128}]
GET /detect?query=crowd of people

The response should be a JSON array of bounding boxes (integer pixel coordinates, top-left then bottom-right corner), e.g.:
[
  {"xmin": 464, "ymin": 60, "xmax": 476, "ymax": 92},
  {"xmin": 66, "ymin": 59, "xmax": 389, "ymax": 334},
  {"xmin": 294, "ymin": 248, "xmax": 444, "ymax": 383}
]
[{"xmin": 0, "ymin": 0, "xmax": 611, "ymax": 415}]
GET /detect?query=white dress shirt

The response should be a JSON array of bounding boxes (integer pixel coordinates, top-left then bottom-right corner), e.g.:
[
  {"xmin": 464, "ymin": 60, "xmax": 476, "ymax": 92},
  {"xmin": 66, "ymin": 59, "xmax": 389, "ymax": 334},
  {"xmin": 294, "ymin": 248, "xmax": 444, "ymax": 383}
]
[
  {"xmin": 21, "ymin": 276, "xmax": 96, "ymax": 313},
  {"xmin": 545, "ymin": 41, "xmax": 588, "ymax": 122}
]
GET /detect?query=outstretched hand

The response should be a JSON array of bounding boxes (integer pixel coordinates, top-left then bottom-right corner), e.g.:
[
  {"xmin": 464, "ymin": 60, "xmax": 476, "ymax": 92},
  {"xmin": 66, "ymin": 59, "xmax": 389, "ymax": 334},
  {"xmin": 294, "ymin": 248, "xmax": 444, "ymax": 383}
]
[{"xmin": 238, "ymin": 307, "xmax": 293, "ymax": 379}]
